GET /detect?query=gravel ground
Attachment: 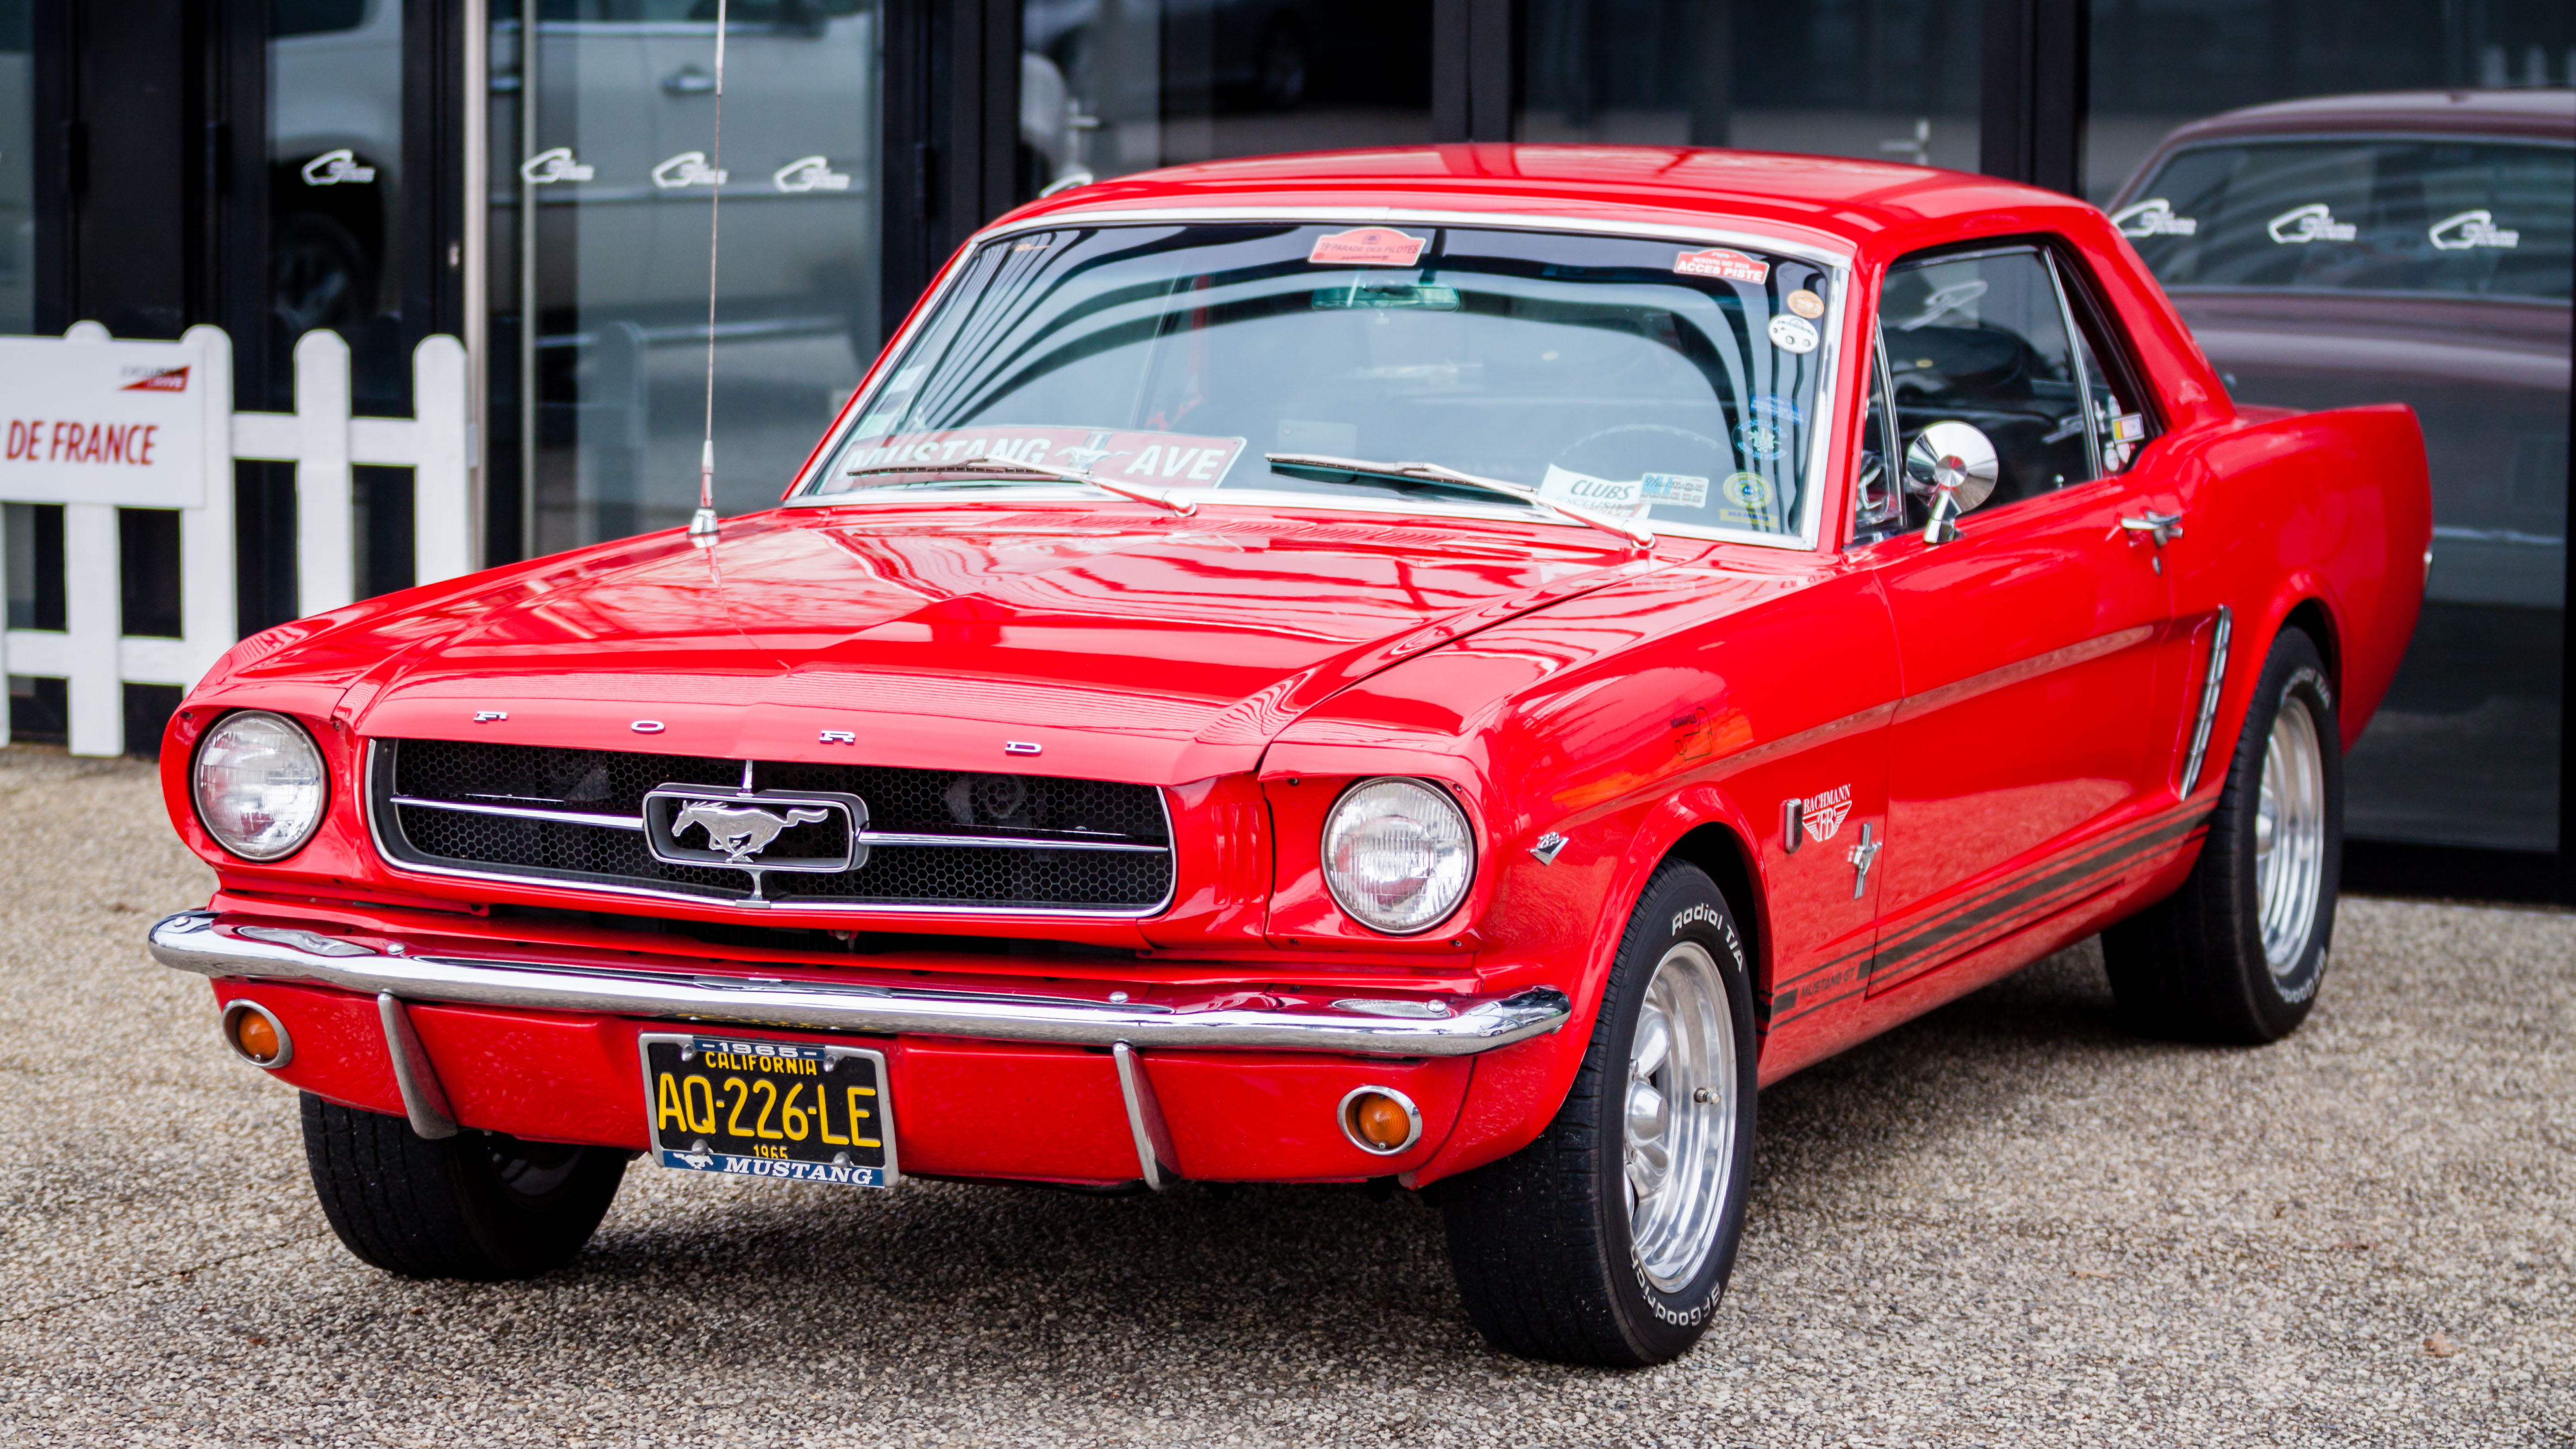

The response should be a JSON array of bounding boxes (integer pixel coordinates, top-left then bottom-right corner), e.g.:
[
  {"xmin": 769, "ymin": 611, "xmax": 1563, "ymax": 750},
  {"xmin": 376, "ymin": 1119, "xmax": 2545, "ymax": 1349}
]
[{"xmin": 0, "ymin": 743, "xmax": 2566, "ymax": 1446}]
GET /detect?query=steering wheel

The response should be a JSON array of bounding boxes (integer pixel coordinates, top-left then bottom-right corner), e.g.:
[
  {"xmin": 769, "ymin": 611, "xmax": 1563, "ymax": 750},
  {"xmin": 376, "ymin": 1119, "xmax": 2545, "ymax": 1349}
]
[{"xmin": 1551, "ymin": 423, "xmax": 1736, "ymax": 480}]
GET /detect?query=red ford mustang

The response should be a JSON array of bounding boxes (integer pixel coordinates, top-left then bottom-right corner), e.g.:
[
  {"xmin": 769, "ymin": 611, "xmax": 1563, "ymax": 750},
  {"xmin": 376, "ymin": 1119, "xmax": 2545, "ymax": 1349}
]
[{"xmin": 151, "ymin": 146, "xmax": 2428, "ymax": 1367}]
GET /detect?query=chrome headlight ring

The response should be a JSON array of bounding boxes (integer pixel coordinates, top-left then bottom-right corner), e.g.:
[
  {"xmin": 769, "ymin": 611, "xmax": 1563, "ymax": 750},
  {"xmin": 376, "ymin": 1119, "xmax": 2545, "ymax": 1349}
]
[
  {"xmin": 1320, "ymin": 776, "xmax": 1476, "ymax": 935},
  {"xmin": 191, "ymin": 710, "xmax": 330, "ymax": 862}
]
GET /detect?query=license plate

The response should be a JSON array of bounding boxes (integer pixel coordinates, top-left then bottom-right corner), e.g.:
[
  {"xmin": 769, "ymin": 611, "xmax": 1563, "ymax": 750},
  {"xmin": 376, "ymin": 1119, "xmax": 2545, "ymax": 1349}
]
[{"xmin": 639, "ymin": 1033, "xmax": 897, "ymax": 1187}]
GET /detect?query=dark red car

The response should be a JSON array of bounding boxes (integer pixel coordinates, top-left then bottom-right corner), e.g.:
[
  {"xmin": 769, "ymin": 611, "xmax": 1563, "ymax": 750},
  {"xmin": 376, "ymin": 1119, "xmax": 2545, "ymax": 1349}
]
[
  {"xmin": 153, "ymin": 146, "xmax": 2427, "ymax": 1366},
  {"xmin": 2106, "ymin": 89, "xmax": 2572, "ymax": 850}
]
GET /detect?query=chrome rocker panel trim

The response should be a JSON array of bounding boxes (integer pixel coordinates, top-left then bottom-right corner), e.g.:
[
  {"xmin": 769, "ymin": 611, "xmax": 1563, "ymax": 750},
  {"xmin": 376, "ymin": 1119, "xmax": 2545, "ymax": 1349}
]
[{"xmin": 149, "ymin": 911, "xmax": 1572, "ymax": 1058}]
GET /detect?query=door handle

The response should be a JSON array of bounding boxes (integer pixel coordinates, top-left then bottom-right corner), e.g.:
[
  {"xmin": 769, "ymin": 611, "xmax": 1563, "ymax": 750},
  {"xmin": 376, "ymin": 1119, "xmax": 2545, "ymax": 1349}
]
[
  {"xmin": 2116, "ymin": 510, "xmax": 2185, "ymax": 547},
  {"xmin": 662, "ymin": 65, "xmax": 718, "ymax": 95}
]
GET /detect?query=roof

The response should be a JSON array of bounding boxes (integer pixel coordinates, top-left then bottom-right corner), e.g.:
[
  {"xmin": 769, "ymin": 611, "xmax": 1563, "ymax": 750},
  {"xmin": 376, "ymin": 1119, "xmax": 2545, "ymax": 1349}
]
[
  {"xmin": 2148, "ymin": 88, "xmax": 2576, "ymax": 147},
  {"xmin": 994, "ymin": 144, "xmax": 2103, "ymax": 258}
]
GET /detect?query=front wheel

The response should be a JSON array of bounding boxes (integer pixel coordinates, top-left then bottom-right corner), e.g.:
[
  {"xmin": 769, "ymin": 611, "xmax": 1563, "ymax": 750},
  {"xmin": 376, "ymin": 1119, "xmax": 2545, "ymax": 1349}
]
[
  {"xmin": 1440, "ymin": 863, "xmax": 1758, "ymax": 1366},
  {"xmin": 2104, "ymin": 626, "xmax": 2342, "ymax": 1043},
  {"xmin": 302, "ymin": 1094, "xmax": 628, "ymax": 1280}
]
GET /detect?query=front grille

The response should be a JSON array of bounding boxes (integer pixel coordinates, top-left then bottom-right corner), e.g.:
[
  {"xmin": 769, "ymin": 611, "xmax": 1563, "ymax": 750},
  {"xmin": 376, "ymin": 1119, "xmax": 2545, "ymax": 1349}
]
[{"xmin": 369, "ymin": 739, "xmax": 1174, "ymax": 914}]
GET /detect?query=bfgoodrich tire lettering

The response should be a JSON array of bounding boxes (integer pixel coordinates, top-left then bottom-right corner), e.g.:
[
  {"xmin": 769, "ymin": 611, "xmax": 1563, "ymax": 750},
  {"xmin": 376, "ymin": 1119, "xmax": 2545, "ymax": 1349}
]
[
  {"xmin": 301, "ymin": 1094, "xmax": 627, "ymax": 1280},
  {"xmin": 1440, "ymin": 863, "xmax": 1758, "ymax": 1366},
  {"xmin": 2104, "ymin": 627, "xmax": 2342, "ymax": 1044}
]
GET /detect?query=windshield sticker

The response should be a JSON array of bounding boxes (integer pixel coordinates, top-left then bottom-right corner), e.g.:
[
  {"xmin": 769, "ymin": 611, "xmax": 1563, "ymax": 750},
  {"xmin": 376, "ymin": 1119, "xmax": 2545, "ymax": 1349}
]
[
  {"xmin": 1642, "ymin": 473, "xmax": 1710, "ymax": 508},
  {"xmin": 2267, "ymin": 203, "xmax": 2356, "ymax": 245},
  {"xmin": 1749, "ymin": 395, "xmax": 1805, "ymax": 426},
  {"xmin": 2109, "ymin": 198, "xmax": 2198, "ymax": 238},
  {"xmin": 1308, "ymin": 227, "xmax": 1430, "ymax": 266},
  {"xmin": 845, "ymin": 427, "xmax": 1247, "ymax": 488},
  {"xmin": 1717, "ymin": 472, "xmax": 1775, "ymax": 528},
  {"xmin": 1785, "ymin": 288, "xmax": 1826, "ymax": 319},
  {"xmin": 1767, "ymin": 314, "xmax": 1820, "ymax": 354},
  {"xmin": 1540, "ymin": 464, "xmax": 1647, "ymax": 520},
  {"xmin": 1673, "ymin": 248, "xmax": 1770, "ymax": 284},
  {"xmin": 2111, "ymin": 413, "xmax": 2147, "ymax": 443},
  {"xmin": 1734, "ymin": 421, "xmax": 1785, "ymax": 459},
  {"xmin": 2428, "ymin": 209, "xmax": 2519, "ymax": 251}
]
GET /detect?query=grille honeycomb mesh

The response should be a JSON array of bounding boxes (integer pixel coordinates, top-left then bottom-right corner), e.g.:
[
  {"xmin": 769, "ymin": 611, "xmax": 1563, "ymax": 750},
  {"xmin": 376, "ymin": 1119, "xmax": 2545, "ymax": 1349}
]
[{"xmin": 378, "ymin": 740, "xmax": 1172, "ymax": 910}]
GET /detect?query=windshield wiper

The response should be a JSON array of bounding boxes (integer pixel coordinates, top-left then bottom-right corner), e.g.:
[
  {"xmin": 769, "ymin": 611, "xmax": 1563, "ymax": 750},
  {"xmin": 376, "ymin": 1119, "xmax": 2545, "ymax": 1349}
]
[
  {"xmin": 830, "ymin": 454, "xmax": 1197, "ymax": 516},
  {"xmin": 1264, "ymin": 453, "xmax": 1654, "ymax": 549}
]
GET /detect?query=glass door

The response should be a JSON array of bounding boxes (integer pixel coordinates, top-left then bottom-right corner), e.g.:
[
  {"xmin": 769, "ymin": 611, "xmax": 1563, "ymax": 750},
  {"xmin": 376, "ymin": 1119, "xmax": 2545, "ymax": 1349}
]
[
  {"xmin": 2087, "ymin": 0, "xmax": 2573, "ymax": 857},
  {"xmin": 492, "ymin": 0, "xmax": 883, "ymax": 556},
  {"xmin": 1513, "ymin": 0, "xmax": 1981, "ymax": 169}
]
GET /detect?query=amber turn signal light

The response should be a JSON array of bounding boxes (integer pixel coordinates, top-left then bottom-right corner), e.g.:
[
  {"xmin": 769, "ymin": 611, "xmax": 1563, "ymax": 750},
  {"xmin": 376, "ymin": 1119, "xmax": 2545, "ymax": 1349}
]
[
  {"xmin": 220, "ymin": 1000, "xmax": 293, "ymax": 1069},
  {"xmin": 1339, "ymin": 1086, "xmax": 1423, "ymax": 1156}
]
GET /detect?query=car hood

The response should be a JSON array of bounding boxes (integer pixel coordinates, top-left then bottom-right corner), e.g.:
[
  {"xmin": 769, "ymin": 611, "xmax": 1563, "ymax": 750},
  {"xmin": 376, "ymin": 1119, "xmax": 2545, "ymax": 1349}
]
[{"xmin": 330, "ymin": 503, "xmax": 1672, "ymax": 784}]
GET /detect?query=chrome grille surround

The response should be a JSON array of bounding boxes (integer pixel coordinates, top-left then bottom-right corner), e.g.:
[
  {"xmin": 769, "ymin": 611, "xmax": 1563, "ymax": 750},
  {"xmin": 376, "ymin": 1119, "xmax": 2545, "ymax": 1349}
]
[{"xmin": 364, "ymin": 739, "xmax": 1176, "ymax": 917}]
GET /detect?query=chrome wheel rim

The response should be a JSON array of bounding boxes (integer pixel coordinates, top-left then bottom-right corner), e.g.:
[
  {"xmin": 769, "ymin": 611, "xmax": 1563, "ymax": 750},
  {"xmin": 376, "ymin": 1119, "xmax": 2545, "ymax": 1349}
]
[
  {"xmin": 1621, "ymin": 940, "xmax": 1737, "ymax": 1293},
  {"xmin": 2255, "ymin": 692, "xmax": 2327, "ymax": 975}
]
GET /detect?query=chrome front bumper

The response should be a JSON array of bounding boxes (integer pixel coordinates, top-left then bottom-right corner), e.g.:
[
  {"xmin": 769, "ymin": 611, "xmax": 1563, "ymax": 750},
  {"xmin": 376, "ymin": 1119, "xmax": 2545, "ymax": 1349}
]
[{"xmin": 148, "ymin": 911, "xmax": 1572, "ymax": 1058}]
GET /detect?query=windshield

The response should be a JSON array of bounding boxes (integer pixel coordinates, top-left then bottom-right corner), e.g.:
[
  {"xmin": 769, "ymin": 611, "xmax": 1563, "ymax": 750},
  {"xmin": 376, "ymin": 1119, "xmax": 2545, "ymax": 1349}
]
[
  {"xmin": 2113, "ymin": 139, "xmax": 2573, "ymax": 301},
  {"xmin": 802, "ymin": 222, "xmax": 1842, "ymax": 541}
]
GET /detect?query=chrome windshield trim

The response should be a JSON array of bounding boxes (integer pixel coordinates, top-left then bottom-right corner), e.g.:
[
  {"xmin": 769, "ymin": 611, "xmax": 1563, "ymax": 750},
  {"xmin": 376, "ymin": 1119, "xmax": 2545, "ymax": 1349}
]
[
  {"xmin": 788, "ymin": 208, "xmax": 1851, "ymax": 553},
  {"xmin": 989, "ymin": 204, "xmax": 1856, "ymax": 269},
  {"xmin": 149, "ymin": 911, "xmax": 1572, "ymax": 1058}
]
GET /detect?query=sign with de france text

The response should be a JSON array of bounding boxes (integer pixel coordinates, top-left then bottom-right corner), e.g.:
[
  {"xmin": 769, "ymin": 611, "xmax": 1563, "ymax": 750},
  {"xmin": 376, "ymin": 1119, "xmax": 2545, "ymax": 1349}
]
[{"xmin": 0, "ymin": 335, "xmax": 207, "ymax": 507}]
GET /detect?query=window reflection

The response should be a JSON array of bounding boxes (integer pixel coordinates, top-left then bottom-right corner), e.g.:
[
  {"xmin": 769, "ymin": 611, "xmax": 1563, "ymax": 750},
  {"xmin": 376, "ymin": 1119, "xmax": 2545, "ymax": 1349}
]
[
  {"xmin": 2087, "ymin": 1, "xmax": 2573, "ymax": 853},
  {"xmin": 1019, "ymin": 0, "xmax": 1432, "ymax": 199},
  {"xmin": 1517, "ymin": 0, "xmax": 1980, "ymax": 170}
]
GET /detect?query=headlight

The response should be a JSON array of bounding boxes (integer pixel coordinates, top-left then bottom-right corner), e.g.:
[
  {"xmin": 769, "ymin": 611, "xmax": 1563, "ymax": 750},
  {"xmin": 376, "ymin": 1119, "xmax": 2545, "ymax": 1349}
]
[
  {"xmin": 1321, "ymin": 777, "xmax": 1474, "ymax": 935},
  {"xmin": 192, "ymin": 711, "xmax": 328, "ymax": 861}
]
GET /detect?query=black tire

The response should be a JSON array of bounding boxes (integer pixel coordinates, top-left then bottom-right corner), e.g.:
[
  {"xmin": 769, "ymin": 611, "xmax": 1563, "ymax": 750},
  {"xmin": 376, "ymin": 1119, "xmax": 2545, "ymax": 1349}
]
[
  {"xmin": 2104, "ymin": 627, "xmax": 2342, "ymax": 1044},
  {"xmin": 301, "ymin": 1094, "xmax": 627, "ymax": 1280},
  {"xmin": 1440, "ymin": 863, "xmax": 1758, "ymax": 1366}
]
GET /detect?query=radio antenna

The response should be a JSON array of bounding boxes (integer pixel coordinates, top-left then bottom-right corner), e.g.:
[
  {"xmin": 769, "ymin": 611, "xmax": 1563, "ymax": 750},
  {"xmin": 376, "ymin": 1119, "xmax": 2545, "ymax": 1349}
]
[{"xmin": 688, "ymin": 0, "xmax": 731, "ymax": 543}]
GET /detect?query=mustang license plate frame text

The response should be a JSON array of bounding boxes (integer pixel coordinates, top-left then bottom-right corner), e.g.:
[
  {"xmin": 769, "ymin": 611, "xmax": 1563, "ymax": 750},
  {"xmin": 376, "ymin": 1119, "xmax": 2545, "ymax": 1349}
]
[{"xmin": 639, "ymin": 1033, "xmax": 898, "ymax": 1187}]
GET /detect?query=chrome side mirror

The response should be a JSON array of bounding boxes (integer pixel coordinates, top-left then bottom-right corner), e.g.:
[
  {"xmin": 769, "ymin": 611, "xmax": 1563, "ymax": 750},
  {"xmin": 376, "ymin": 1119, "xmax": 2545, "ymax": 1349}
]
[{"xmin": 1903, "ymin": 421, "xmax": 2000, "ymax": 545}]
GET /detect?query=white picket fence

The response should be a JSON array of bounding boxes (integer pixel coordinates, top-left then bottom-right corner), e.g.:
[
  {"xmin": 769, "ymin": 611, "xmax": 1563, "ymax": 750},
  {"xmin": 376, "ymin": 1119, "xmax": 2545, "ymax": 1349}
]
[{"xmin": 0, "ymin": 323, "xmax": 474, "ymax": 755}]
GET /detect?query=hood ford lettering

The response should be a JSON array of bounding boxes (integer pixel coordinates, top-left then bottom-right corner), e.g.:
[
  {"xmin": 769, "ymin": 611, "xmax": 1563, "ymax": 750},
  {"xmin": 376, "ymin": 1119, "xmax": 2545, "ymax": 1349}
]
[
  {"xmin": 472, "ymin": 710, "xmax": 507, "ymax": 723},
  {"xmin": 632, "ymin": 720, "xmax": 666, "ymax": 734}
]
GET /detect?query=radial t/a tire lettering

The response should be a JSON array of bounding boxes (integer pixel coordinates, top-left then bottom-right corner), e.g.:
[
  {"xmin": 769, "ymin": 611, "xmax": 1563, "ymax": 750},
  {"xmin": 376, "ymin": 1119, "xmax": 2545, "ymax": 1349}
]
[
  {"xmin": 1439, "ymin": 862, "xmax": 1759, "ymax": 1366},
  {"xmin": 301, "ymin": 1093, "xmax": 628, "ymax": 1281},
  {"xmin": 2104, "ymin": 627, "xmax": 2342, "ymax": 1044}
]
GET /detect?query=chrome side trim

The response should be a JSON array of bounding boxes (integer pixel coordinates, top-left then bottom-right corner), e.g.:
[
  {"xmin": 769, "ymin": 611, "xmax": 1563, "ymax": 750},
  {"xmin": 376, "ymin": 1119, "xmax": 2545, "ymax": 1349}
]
[
  {"xmin": 365, "ymin": 741, "xmax": 1182, "ymax": 920},
  {"xmin": 378, "ymin": 992, "xmax": 461, "ymax": 1140},
  {"xmin": 1112, "ymin": 1042, "xmax": 1181, "ymax": 1189},
  {"xmin": 2179, "ymin": 605, "xmax": 2233, "ymax": 798},
  {"xmin": 151, "ymin": 911, "xmax": 1573, "ymax": 1058}
]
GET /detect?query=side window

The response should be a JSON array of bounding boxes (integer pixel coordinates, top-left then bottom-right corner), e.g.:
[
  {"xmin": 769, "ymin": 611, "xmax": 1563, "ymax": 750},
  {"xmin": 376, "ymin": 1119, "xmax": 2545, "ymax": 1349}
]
[
  {"xmin": 1879, "ymin": 247, "xmax": 2091, "ymax": 516},
  {"xmin": 2057, "ymin": 265, "xmax": 2163, "ymax": 474}
]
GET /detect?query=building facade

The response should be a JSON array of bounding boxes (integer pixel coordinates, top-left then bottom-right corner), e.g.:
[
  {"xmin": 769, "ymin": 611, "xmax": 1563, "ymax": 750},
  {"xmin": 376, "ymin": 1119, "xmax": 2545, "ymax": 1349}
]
[{"xmin": 1, "ymin": 0, "xmax": 2570, "ymax": 900}]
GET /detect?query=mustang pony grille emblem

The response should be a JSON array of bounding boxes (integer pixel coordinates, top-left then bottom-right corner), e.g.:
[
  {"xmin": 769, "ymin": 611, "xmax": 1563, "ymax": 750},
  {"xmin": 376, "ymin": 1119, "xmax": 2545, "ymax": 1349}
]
[
  {"xmin": 675, "ymin": 802, "xmax": 831, "ymax": 864},
  {"xmin": 641, "ymin": 786, "xmax": 869, "ymax": 898}
]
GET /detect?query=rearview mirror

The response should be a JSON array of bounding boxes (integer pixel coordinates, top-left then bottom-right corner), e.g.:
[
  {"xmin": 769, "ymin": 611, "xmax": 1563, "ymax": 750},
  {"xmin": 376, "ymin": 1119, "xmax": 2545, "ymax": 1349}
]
[{"xmin": 1903, "ymin": 421, "xmax": 2000, "ymax": 545}]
